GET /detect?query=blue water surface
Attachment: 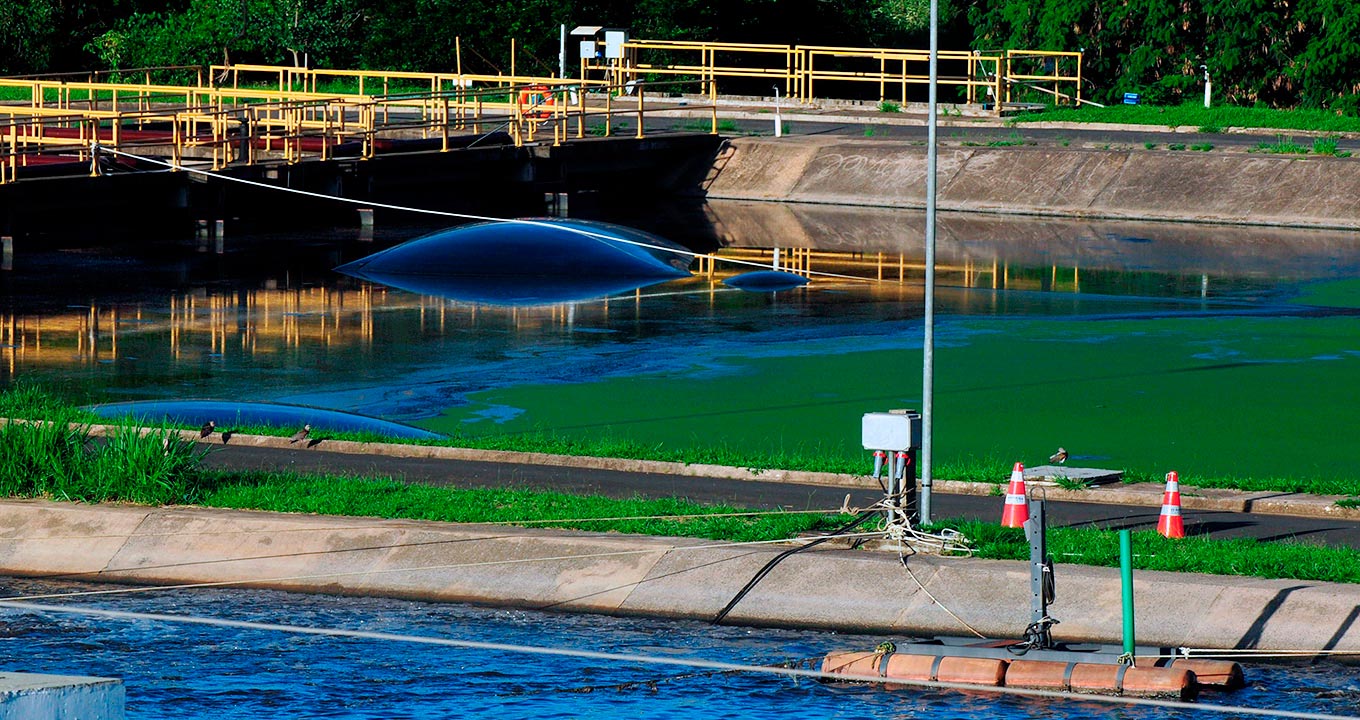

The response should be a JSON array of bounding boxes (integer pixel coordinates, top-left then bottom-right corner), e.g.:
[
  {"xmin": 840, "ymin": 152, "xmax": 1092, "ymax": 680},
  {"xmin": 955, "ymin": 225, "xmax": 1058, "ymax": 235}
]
[{"xmin": 2, "ymin": 579, "xmax": 1357, "ymax": 719}]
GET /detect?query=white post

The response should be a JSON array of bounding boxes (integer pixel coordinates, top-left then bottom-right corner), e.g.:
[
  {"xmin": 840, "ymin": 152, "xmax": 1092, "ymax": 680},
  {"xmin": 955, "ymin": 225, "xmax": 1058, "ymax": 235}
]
[
  {"xmin": 920, "ymin": 0, "xmax": 940, "ymax": 525},
  {"xmin": 773, "ymin": 85, "xmax": 782, "ymax": 137},
  {"xmin": 1202, "ymin": 65, "xmax": 1211, "ymax": 109},
  {"xmin": 559, "ymin": 24, "xmax": 567, "ymax": 79}
]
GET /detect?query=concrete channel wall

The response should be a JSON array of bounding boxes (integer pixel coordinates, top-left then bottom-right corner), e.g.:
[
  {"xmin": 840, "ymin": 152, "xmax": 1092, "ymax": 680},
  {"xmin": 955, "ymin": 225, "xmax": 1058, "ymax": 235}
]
[
  {"xmin": 4, "ymin": 500, "xmax": 1358, "ymax": 653},
  {"xmin": 706, "ymin": 137, "xmax": 1360, "ymax": 230},
  {"xmin": 0, "ymin": 672, "xmax": 124, "ymax": 720}
]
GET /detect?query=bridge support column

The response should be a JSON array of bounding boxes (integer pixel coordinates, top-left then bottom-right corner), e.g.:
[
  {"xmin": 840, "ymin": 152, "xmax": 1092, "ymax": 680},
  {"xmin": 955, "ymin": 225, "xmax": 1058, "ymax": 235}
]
[
  {"xmin": 2, "ymin": 236, "xmax": 12, "ymax": 271},
  {"xmin": 214, "ymin": 219, "xmax": 225, "ymax": 254},
  {"xmin": 358, "ymin": 208, "xmax": 374, "ymax": 241}
]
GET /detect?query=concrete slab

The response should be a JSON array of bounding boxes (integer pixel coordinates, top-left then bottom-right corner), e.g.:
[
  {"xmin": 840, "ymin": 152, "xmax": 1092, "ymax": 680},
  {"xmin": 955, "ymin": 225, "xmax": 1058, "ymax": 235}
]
[
  {"xmin": 2, "ymin": 500, "xmax": 1358, "ymax": 652},
  {"xmin": 0, "ymin": 672, "xmax": 124, "ymax": 720},
  {"xmin": 1024, "ymin": 465, "xmax": 1123, "ymax": 487}
]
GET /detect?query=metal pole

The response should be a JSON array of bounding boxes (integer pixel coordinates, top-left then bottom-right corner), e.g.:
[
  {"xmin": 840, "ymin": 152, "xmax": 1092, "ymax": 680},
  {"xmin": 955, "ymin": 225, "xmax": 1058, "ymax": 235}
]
[
  {"xmin": 1119, "ymin": 529, "xmax": 1135, "ymax": 659},
  {"xmin": 560, "ymin": 25, "xmax": 567, "ymax": 79},
  {"xmin": 920, "ymin": 0, "xmax": 939, "ymax": 524}
]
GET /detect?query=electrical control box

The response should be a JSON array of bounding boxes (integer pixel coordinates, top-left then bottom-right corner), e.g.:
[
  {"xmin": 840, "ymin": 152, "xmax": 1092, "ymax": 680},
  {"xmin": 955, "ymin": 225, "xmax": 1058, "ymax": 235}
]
[{"xmin": 861, "ymin": 410, "xmax": 922, "ymax": 451}]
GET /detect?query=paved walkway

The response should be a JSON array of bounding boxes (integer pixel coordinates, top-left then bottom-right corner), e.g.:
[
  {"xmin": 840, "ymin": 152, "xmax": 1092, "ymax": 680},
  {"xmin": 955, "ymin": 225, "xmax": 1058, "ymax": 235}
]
[{"xmin": 161, "ymin": 427, "xmax": 1360, "ymax": 549}]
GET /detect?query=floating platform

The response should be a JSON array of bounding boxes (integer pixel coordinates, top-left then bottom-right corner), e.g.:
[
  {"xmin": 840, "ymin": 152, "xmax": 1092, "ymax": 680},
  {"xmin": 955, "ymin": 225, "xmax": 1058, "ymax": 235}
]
[{"xmin": 823, "ymin": 638, "xmax": 1243, "ymax": 699}]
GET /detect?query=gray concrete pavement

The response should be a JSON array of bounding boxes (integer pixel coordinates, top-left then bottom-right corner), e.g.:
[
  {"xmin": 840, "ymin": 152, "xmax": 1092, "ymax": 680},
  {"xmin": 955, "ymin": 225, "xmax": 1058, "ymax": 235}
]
[
  {"xmin": 191, "ymin": 434, "xmax": 1360, "ymax": 549},
  {"xmin": 3, "ymin": 499, "xmax": 1357, "ymax": 651}
]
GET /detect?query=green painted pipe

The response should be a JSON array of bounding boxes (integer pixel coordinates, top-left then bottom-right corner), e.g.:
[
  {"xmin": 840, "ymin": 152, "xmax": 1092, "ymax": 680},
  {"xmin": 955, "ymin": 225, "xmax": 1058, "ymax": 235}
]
[{"xmin": 1120, "ymin": 529, "xmax": 1135, "ymax": 658}]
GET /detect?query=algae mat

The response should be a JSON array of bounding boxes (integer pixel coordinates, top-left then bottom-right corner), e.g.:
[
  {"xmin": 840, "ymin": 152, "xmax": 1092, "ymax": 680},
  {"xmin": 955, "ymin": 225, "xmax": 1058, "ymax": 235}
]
[{"xmin": 420, "ymin": 312, "xmax": 1360, "ymax": 480}]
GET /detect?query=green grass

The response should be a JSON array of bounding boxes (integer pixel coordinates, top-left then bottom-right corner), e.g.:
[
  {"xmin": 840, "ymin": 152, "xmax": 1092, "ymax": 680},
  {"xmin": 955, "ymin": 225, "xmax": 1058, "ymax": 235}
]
[
  {"xmin": 1311, "ymin": 136, "xmax": 1353, "ymax": 157},
  {"xmin": 1010, "ymin": 103, "xmax": 1360, "ymax": 133},
  {"xmin": 1339, "ymin": 497, "xmax": 1360, "ymax": 509},
  {"xmin": 879, "ymin": 100, "xmax": 901, "ymax": 113},
  {"xmin": 1, "ymin": 404, "xmax": 1357, "ymax": 583},
  {"xmin": 8, "ymin": 385, "xmax": 1360, "ymax": 499},
  {"xmin": 201, "ymin": 472, "xmax": 843, "ymax": 543},
  {"xmin": 0, "ymin": 412, "xmax": 207, "ymax": 504},
  {"xmin": 1189, "ymin": 142, "xmax": 1213, "ymax": 151},
  {"xmin": 1168, "ymin": 142, "xmax": 1186, "ymax": 150},
  {"xmin": 1251, "ymin": 135, "xmax": 1311, "ymax": 154},
  {"xmin": 950, "ymin": 521, "xmax": 1360, "ymax": 584}
]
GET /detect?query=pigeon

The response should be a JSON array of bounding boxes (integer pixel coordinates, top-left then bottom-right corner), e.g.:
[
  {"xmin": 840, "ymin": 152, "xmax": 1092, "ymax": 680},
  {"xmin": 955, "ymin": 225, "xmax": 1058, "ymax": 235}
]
[
  {"xmin": 1049, "ymin": 447, "xmax": 1068, "ymax": 464},
  {"xmin": 289, "ymin": 424, "xmax": 311, "ymax": 444},
  {"xmin": 199, "ymin": 420, "xmax": 216, "ymax": 438},
  {"xmin": 220, "ymin": 429, "xmax": 234, "ymax": 444}
]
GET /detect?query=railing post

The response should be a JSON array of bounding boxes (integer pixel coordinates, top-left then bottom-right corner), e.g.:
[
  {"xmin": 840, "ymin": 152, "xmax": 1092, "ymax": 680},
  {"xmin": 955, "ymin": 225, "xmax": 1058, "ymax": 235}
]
[{"xmin": 636, "ymin": 86, "xmax": 644, "ymax": 139}]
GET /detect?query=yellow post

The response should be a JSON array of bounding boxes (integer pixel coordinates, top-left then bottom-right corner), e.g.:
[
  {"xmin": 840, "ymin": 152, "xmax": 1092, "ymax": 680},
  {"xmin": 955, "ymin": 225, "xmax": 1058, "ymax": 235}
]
[
  {"xmin": 636, "ymin": 86, "xmax": 644, "ymax": 139},
  {"xmin": 456, "ymin": 36, "xmax": 462, "ymax": 75},
  {"xmin": 511, "ymin": 38, "xmax": 516, "ymax": 78}
]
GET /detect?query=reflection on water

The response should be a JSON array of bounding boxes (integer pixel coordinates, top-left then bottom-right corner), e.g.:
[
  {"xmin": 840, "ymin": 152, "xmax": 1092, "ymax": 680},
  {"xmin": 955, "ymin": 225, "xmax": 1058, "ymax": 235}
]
[
  {"xmin": 2, "ymin": 203, "xmax": 1359, "ymax": 459},
  {"xmin": 334, "ymin": 218, "xmax": 693, "ymax": 306}
]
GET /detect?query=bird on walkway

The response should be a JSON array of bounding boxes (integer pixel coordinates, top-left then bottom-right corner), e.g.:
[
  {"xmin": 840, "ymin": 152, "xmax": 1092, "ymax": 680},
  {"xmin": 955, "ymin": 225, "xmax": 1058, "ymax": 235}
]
[
  {"xmin": 289, "ymin": 424, "xmax": 311, "ymax": 444},
  {"xmin": 199, "ymin": 420, "xmax": 216, "ymax": 438},
  {"xmin": 1049, "ymin": 447, "xmax": 1068, "ymax": 464},
  {"xmin": 220, "ymin": 429, "xmax": 234, "ymax": 444}
]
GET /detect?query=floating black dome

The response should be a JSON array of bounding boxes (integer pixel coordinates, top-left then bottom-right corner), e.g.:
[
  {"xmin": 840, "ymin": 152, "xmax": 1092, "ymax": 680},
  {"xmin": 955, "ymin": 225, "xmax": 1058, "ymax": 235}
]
[{"xmin": 335, "ymin": 219, "xmax": 693, "ymax": 305}]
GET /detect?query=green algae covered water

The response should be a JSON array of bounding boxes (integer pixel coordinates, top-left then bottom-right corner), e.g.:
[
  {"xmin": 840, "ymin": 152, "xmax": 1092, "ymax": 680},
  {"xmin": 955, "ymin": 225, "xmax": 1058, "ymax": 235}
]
[{"xmin": 2, "ymin": 205, "xmax": 1360, "ymax": 482}]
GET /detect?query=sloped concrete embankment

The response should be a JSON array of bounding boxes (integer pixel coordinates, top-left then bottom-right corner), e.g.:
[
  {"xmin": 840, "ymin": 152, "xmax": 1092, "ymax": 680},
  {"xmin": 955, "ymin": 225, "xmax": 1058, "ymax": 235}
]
[
  {"xmin": 706, "ymin": 137, "xmax": 1360, "ymax": 230},
  {"xmin": 4, "ymin": 500, "xmax": 1358, "ymax": 652}
]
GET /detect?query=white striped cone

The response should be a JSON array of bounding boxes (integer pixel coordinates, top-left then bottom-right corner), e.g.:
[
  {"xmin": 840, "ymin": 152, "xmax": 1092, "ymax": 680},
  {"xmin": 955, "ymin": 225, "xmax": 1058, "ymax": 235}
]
[
  {"xmin": 1000, "ymin": 462, "xmax": 1029, "ymax": 528},
  {"xmin": 1157, "ymin": 470, "xmax": 1185, "ymax": 539}
]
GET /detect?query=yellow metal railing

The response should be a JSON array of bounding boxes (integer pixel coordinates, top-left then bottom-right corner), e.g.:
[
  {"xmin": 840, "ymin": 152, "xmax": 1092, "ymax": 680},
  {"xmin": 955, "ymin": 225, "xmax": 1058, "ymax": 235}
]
[
  {"xmin": 1001, "ymin": 50, "xmax": 1084, "ymax": 106},
  {"xmin": 582, "ymin": 40, "xmax": 1080, "ymax": 112},
  {"xmin": 0, "ymin": 69, "xmax": 721, "ymax": 184}
]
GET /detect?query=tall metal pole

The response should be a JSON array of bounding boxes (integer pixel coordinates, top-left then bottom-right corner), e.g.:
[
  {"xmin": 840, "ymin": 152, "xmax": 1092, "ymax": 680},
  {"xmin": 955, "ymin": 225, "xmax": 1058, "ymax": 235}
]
[{"xmin": 920, "ymin": 0, "xmax": 939, "ymax": 524}]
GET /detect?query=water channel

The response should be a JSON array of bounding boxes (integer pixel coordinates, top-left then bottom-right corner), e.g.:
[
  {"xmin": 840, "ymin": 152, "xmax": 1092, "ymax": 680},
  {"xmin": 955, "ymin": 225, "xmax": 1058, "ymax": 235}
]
[
  {"xmin": 5, "ymin": 578, "xmax": 1358, "ymax": 719},
  {"xmin": 3, "ymin": 200, "xmax": 1360, "ymax": 480}
]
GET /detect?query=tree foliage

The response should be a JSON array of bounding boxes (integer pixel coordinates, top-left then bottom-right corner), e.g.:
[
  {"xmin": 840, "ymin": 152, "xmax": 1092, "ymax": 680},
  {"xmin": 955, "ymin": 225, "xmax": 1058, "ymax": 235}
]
[
  {"xmin": 964, "ymin": 0, "xmax": 1360, "ymax": 110},
  {"xmin": 3, "ymin": 0, "xmax": 1359, "ymax": 112}
]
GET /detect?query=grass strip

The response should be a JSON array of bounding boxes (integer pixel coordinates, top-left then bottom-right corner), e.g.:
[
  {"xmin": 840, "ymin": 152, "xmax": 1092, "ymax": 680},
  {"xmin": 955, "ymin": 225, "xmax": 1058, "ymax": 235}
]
[
  {"xmin": 193, "ymin": 473, "xmax": 1360, "ymax": 585},
  {"xmin": 0, "ymin": 404, "xmax": 1357, "ymax": 584},
  {"xmin": 199, "ymin": 471, "xmax": 843, "ymax": 543},
  {"xmin": 7, "ymin": 384, "xmax": 1360, "ymax": 500},
  {"xmin": 1009, "ymin": 103, "xmax": 1360, "ymax": 134},
  {"xmin": 951, "ymin": 520, "xmax": 1360, "ymax": 585}
]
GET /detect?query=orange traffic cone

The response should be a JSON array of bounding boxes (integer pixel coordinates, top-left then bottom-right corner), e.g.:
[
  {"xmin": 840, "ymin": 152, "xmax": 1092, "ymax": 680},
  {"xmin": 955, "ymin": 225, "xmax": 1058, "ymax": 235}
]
[
  {"xmin": 1157, "ymin": 471, "xmax": 1185, "ymax": 539},
  {"xmin": 1000, "ymin": 462, "xmax": 1029, "ymax": 528}
]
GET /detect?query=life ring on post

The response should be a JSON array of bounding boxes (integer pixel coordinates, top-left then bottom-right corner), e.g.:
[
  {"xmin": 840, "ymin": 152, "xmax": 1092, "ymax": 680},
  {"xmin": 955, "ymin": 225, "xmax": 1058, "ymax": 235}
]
[{"xmin": 518, "ymin": 84, "xmax": 554, "ymax": 118}]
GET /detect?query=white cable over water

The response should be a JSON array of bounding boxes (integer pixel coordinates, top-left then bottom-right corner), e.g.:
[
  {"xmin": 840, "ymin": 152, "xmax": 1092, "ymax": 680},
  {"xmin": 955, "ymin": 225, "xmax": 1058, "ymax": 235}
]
[
  {"xmin": 3, "ymin": 600, "xmax": 1356, "ymax": 720},
  {"xmin": 98, "ymin": 146, "xmax": 880, "ymax": 284}
]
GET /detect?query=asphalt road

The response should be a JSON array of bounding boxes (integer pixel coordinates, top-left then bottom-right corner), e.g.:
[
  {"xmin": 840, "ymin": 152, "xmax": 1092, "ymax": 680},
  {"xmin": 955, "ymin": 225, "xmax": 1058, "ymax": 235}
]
[{"xmin": 198, "ymin": 442, "xmax": 1360, "ymax": 550}]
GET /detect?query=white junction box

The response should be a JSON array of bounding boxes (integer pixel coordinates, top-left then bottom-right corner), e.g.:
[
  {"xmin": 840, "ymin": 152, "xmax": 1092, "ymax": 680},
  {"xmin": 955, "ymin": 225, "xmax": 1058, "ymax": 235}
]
[{"xmin": 861, "ymin": 410, "xmax": 922, "ymax": 451}]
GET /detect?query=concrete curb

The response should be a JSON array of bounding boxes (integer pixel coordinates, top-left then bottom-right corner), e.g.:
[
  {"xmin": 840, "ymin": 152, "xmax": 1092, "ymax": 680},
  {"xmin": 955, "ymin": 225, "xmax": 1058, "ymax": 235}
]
[
  {"xmin": 2, "ymin": 499, "xmax": 1356, "ymax": 652},
  {"xmin": 90, "ymin": 424, "xmax": 1360, "ymax": 523}
]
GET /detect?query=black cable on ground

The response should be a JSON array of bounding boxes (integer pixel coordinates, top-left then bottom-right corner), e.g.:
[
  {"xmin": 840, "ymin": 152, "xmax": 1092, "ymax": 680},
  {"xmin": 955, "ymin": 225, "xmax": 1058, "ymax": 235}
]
[{"xmin": 712, "ymin": 509, "xmax": 881, "ymax": 625}]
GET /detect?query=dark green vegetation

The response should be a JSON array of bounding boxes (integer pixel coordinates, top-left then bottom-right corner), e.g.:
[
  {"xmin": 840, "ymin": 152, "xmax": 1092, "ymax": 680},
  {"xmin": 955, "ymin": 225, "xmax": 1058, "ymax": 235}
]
[
  {"xmin": 7, "ymin": 1, "xmax": 1360, "ymax": 114},
  {"xmin": 1012, "ymin": 105, "xmax": 1360, "ymax": 133},
  {"xmin": 2, "ymin": 405, "xmax": 1358, "ymax": 583},
  {"xmin": 969, "ymin": 0, "xmax": 1360, "ymax": 110},
  {"xmin": 1, "ymin": 0, "xmax": 943, "ymax": 79}
]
